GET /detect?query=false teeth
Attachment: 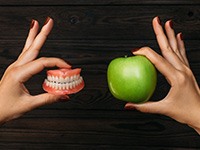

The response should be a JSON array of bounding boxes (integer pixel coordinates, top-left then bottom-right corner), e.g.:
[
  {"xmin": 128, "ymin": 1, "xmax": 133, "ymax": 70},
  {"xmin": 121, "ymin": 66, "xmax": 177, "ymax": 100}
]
[
  {"xmin": 42, "ymin": 68, "xmax": 85, "ymax": 95},
  {"xmin": 44, "ymin": 76, "xmax": 83, "ymax": 90}
]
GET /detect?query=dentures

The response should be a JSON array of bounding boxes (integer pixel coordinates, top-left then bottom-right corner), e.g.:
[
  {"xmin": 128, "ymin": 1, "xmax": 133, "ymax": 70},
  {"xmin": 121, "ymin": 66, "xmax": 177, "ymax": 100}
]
[{"xmin": 43, "ymin": 68, "xmax": 84, "ymax": 95}]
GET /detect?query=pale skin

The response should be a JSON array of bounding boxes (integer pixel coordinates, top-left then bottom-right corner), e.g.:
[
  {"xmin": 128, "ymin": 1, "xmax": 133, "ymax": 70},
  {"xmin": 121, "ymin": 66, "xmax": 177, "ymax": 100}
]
[
  {"xmin": 125, "ymin": 16, "xmax": 200, "ymax": 134},
  {"xmin": 0, "ymin": 17, "xmax": 70, "ymax": 124}
]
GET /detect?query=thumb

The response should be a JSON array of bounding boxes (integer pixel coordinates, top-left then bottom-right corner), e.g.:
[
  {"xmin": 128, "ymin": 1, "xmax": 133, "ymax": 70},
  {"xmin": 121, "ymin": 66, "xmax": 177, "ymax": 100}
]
[
  {"xmin": 125, "ymin": 101, "xmax": 166, "ymax": 114},
  {"xmin": 30, "ymin": 93, "xmax": 69, "ymax": 109}
]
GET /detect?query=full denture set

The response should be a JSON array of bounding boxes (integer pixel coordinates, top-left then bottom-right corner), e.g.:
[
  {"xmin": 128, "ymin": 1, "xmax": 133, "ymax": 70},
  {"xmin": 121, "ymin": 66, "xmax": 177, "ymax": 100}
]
[{"xmin": 43, "ymin": 68, "xmax": 84, "ymax": 95}]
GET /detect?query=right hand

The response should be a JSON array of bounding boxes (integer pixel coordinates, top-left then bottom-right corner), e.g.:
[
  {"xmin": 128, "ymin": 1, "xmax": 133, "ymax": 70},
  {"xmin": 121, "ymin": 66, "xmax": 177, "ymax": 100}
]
[{"xmin": 125, "ymin": 16, "xmax": 200, "ymax": 134}]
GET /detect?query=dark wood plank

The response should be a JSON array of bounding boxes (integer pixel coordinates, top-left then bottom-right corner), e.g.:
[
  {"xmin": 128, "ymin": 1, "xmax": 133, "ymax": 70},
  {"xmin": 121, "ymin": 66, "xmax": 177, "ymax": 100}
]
[
  {"xmin": 0, "ymin": 6, "xmax": 199, "ymax": 40},
  {"xmin": 0, "ymin": 0, "xmax": 200, "ymax": 5},
  {"xmin": 0, "ymin": 110, "xmax": 199, "ymax": 149},
  {"xmin": 0, "ymin": 2, "xmax": 200, "ymax": 149}
]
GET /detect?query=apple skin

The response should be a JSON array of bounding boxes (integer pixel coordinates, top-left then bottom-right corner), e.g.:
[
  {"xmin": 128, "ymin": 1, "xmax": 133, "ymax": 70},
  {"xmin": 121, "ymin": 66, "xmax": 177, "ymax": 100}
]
[{"xmin": 107, "ymin": 55, "xmax": 157, "ymax": 103}]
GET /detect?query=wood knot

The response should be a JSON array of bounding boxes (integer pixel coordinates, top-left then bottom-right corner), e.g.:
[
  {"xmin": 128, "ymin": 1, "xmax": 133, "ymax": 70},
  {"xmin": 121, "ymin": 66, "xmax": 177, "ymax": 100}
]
[
  {"xmin": 188, "ymin": 11, "xmax": 194, "ymax": 17},
  {"xmin": 69, "ymin": 15, "xmax": 80, "ymax": 24}
]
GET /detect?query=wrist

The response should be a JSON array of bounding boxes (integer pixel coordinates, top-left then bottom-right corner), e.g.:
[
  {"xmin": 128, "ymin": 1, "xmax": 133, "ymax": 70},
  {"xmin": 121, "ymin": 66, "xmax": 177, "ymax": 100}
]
[
  {"xmin": 0, "ymin": 118, "xmax": 6, "ymax": 125},
  {"xmin": 0, "ymin": 114, "xmax": 6, "ymax": 125},
  {"xmin": 193, "ymin": 127, "xmax": 200, "ymax": 135},
  {"xmin": 187, "ymin": 101, "xmax": 200, "ymax": 134},
  {"xmin": 188, "ymin": 124, "xmax": 200, "ymax": 135},
  {"xmin": 0, "ymin": 109, "xmax": 7, "ymax": 125}
]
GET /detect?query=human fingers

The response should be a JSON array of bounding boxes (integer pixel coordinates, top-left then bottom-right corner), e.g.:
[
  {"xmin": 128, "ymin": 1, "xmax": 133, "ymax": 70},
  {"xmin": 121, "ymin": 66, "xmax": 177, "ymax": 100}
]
[
  {"xmin": 3, "ymin": 20, "xmax": 40, "ymax": 71},
  {"xmin": 16, "ymin": 57, "xmax": 71, "ymax": 83},
  {"xmin": 132, "ymin": 47, "xmax": 177, "ymax": 85},
  {"xmin": 165, "ymin": 20, "xmax": 180, "ymax": 55},
  {"xmin": 152, "ymin": 17, "xmax": 184, "ymax": 70},
  {"xmin": 28, "ymin": 93, "xmax": 69, "ymax": 110},
  {"xmin": 17, "ymin": 17, "xmax": 54, "ymax": 66},
  {"xmin": 125, "ymin": 101, "xmax": 167, "ymax": 114},
  {"xmin": 165, "ymin": 20, "xmax": 185, "ymax": 63},
  {"xmin": 176, "ymin": 33, "xmax": 190, "ymax": 67},
  {"xmin": 164, "ymin": 20, "xmax": 178, "ymax": 53},
  {"xmin": 22, "ymin": 19, "xmax": 40, "ymax": 53},
  {"xmin": 14, "ymin": 94, "xmax": 69, "ymax": 118}
]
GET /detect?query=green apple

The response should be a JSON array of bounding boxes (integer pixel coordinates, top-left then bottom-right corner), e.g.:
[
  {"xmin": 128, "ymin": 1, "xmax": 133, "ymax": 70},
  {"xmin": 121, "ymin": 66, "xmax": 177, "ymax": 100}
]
[{"xmin": 107, "ymin": 55, "xmax": 157, "ymax": 103}]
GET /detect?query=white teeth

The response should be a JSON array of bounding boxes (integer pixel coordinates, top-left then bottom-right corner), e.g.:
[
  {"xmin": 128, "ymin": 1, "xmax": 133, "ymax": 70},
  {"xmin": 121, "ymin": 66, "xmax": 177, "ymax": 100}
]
[
  {"xmin": 46, "ymin": 80, "xmax": 50, "ymax": 87},
  {"xmin": 65, "ymin": 77, "xmax": 70, "ymax": 82},
  {"xmin": 58, "ymin": 84, "xmax": 62, "ymax": 90},
  {"xmin": 56, "ymin": 83, "xmax": 58, "ymax": 89},
  {"xmin": 65, "ymin": 84, "xmax": 69, "ymax": 90},
  {"xmin": 51, "ymin": 76, "xmax": 54, "ymax": 81},
  {"xmin": 45, "ymin": 75, "xmax": 83, "ymax": 90},
  {"xmin": 51, "ymin": 82, "xmax": 54, "ymax": 88},
  {"xmin": 55, "ymin": 76, "xmax": 59, "ymax": 82},
  {"xmin": 47, "ymin": 75, "xmax": 80, "ymax": 82},
  {"xmin": 70, "ymin": 76, "xmax": 73, "ymax": 82},
  {"xmin": 47, "ymin": 76, "xmax": 51, "ymax": 81},
  {"xmin": 50, "ymin": 82, "xmax": 52, "ymax": 88},
  {"xmin": 69, "ymin": 83, "xmax": 72, "ymax": 89},
  {"xmin": 60, "ymin": 77, "xmax": 65, "ymax": 83},
  {"xmin": 62, "ymin": 84, "xmax": 65, "ymax": 89}
]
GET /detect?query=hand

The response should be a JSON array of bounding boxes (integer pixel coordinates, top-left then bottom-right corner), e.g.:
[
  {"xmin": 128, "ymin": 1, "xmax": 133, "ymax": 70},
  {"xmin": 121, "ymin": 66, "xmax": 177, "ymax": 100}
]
[
  {"xmin": 125, "ymin": 16, "xmax": 200, "ymax": 134},
  {"xmin": 0, "ymin": 17, "xmax": 71, "ymax": 124}
]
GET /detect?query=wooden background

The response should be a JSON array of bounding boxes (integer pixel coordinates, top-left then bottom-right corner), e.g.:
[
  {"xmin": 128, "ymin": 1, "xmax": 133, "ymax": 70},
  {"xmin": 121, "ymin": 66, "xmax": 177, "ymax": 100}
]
[{"xmin": 0, "ymin": 0, "xmax": 200, "ymax": 149}]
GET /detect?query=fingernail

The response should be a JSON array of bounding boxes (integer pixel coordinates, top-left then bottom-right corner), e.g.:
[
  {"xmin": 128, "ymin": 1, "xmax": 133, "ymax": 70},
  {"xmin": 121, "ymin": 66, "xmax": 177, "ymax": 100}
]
[
  {"xmin": 125, "ymin": 105, "xmax": 135, "ymax": 110},
  {"xmin": 131, "ymin": 48, "xmax": 140, "ymax": 53},
  {"xmin": 65, "ymin": 60, "xmax": 72, "ymax": 67},
  {"xmin": 180, "ymin": 33, "xmax": 184, "ymax": 40},
  {"xmin": 169, "ymin": 20, "xmax": 173, "ymax": 29},
  {"xmin": 157, "ymin": 16, "xmax": 161, "ymax": 25},
  {"xmin": 60, "ymin": 95, "xmax": 70, "ymax": 101},
  {"xmin": 30, "ymin": 19, "xmax": 35, "ymax": 29},
  {"xmin": 44, "ymin": 17, "xmax": 51, "ymax": 25}
]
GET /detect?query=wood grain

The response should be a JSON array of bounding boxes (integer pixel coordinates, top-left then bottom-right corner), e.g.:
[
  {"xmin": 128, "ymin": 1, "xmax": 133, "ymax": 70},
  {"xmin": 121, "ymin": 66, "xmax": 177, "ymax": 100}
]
[
  {"xmin": 0, "ymin": 1, "xmax": 200, "ymax": 149},
  {"xmin": 0, "ymin": 0, "xmax": 200, "ymax": 5},
  {"xmin": 0, "ymin": 110, "xmax": 199, "ymax": 149},
  {"xmin": 0, "ymin": 6, "xmax": 199, "ymax": 40}
]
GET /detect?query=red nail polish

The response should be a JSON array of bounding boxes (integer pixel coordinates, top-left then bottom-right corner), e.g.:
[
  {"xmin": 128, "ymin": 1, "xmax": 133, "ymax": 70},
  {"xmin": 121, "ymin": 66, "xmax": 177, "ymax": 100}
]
[
  {"xmin": 157, "ymin": 16, "xmax": 161, "ymax": 25},
  {"xmin": 125, "ymin": 105, "xmax": 135, "ymax": 110},
  {"xmin": 60, "ymin": 95, "xmax": 70, "ymax": 101},
  {"xmin": 131, "ymin": 48, "xmax": 140, "ymax": 53},
  {"xmin": 30, "ymin": 19, "xmax": 35, "ymax": 29},
  {"xmin": 169, "ymin": 20, "xmax": 173, "ymax": 29},
  {"xmin": 44, "ymin": 17, "xmax": 51, "ymax": 25},
  {"xmin": 180, "ymin": 33, "xmax": 184, "ymax": 40}
]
